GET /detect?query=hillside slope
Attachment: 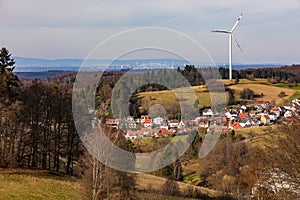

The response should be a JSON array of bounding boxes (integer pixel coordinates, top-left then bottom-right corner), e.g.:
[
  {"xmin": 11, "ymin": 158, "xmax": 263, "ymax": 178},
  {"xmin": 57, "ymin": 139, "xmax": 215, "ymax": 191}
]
[{"xmin": 0, "ymin": 168, "xmax": 84, "ymax": 200}]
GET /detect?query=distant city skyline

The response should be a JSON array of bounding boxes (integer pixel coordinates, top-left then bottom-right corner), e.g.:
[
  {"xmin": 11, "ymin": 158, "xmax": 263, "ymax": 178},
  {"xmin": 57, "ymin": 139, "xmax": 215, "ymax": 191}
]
[{"xmin": 0, "ymin": 0, "xmax": 299, "ymax": 64}]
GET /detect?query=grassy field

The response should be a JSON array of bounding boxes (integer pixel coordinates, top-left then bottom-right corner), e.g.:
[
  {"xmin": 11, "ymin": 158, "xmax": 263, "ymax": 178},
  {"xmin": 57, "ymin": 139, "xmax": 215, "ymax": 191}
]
[
  {"xmin": 234, "ymin": 125, "xmax": 270, "ymax": 136},
  {"xmin": 138, "ymin": 85, "xmax": 228, "ymax": 110},
  {"xmin": 222, "ymin": 78, "xmax": 269, "ymax": 85},
  {"xmin": 136, "ymin": 173, "xmax": 220, "ymax": 198},
  {"xmin": 0, "ymin": 168, "xmax": 219, "ymax": 200},
  {"xmin": 228, "ymin": 83, "xmax": 295, "ymax": 104},
  {"xmin": 136, "ymin": 192, "xmax": 199, "ymax": 200},
  {"xmin": 273, "ymin": 83, "xmax": 300, "ymax": 90},
  {"xmin": 0, "ymin": 168, "xmax": 84, "ymax": 200},
  {"xmin": 138, "ymin": 79, "xmax": 298, "ymax": 109},
  {"xmin": 138, "ymin": 86, "xmax": 214, "ymax": 109},
  {"xmin": 223, "ymin": 78, "xmax": 300, "ymax": 90},
  {"xmin": 289, "ymin": 91, "xmax": 300, "ymax": 101}
]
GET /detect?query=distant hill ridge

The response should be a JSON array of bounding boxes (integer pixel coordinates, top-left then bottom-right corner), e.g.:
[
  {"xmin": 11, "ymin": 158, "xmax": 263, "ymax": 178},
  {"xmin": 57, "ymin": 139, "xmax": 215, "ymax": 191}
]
[
  {"xmin": 14, "ymin": 64, "xmax": 300, "ymax": 82},
  {"xmin": 13, "ymin": 57, "xmax": 292, "ymax": 72}
]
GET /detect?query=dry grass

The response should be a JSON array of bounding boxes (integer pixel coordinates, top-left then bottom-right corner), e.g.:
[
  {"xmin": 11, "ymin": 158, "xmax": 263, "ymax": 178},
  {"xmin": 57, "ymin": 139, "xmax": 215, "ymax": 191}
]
[
  {"xmin": 222, "ymin": 78, "xmax": 269, "ymax": 85},
  {"xmin": 0, "ymin": 168, "xmax": 217, "ymax": 200},
  {"xmin": 136, "ymin": 173, "xmax": 220, "ymax": 198},
  {"xmin": 136, "ymin": 192, "xmax": 199, "ymax": 200},
  {"xmin": 228, "ymin": 83, "xmax": 295, "ymax": 104},
  {"xmin": 138, "ymin": 78, "xmax": 297, "ymax": 110},
  {"xmin": 234, "ymin": 126, "xmax": 270, "ymax": 136},
  {"xmin": 0, "ymin": 168, "xmax": 83, "ymax": 200},
  {"xmin": 138, "ymin": 86, "xmax": 227, "ymax": 109}
]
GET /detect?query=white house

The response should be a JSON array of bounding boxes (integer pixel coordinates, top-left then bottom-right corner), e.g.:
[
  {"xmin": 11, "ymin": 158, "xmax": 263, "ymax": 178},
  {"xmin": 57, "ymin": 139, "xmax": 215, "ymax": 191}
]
[
  {"xmin": 268, "ymin": 113, "xmax": 277, "ymax": 121},
  {"xmin": 168, "ymin": 120, "xmax": 179, "ymax": 128},
  {"xmin": 225, "ymin": 110, "xmax": 238, "ymax": 119},
  {"xmin": 241, "ymin": 105, "xmax": 247, "ymax": 111},
  {"xmin": 194, "ymin": 117, "xmax": 201, "ymax": 124},
  {"xmin": 125, "ymin": 131, "xmax": 139, "ymax": 139},
  {"xmin": 251, "ymin": 119, "xmax": 261, "ymax": 126},
  {"xmin": 203, "ymin": 108, "xmax": 214, "ymax": 116},
  {"xmin": 240, "ymin": 120, "xmax": 251, "ymax": 128},
  {"xmin": 153, "ymin": 117, "xmax": 164, "ymax": 125},
  {"xmin": 125, "ymin": 116, "xmax": 137, "ymax": 129},
  {"xmin": 125, "ymin": 128, "xmax": 149, "ymax": 139},
  {"xmin": 271, "ymin": 107, "xmax": 281, "ymax": 118},
  {"xmin": 292, "ymin": 98, "xmax": 300, "ymax": 106},
  {"xmin": 142, "ymin": 129, "xmax": 150, "ymax": 137},
  {"xmin": 284, "ymin": 110, "xmax": 293, "ymax": 118},
  {"xmin": 160, "ymin": 125, "xmax": 169, "ymax": 130},
  {"xmin": 178, "ymin": 120, "xmax": 185, "ymax": 129},
  {"xmin": 284, "ymin": 105, "xmax": 293, "ymax": 111},
  {"xmin": 198, "ymin": 119, "xmax": 209, "ymax": 128}
]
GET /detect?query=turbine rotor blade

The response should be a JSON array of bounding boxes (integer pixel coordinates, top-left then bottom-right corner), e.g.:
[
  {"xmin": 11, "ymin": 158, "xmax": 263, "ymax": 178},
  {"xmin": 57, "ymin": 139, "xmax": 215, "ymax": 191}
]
[
  {"xmin": 232, "ymin": 34, "xmax": 243, "ymax": 52},
  {"xmin": 211, "ymin": 30, "xmax": 230, "ymax": 34},
  {"xmin": 231, "ymin": 13, "xmax": 243, "ymax": 32}
]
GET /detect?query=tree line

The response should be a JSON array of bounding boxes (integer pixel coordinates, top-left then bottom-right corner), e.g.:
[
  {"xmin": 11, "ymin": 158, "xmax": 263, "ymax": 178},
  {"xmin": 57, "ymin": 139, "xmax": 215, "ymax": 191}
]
[
  {"xmin": 0, "ymin": 49, "xmax": 82, "ymax": 173},
  {"xmin": 219, "ymin": 67, "xmax": 298, "ymax": 82},
  {"xmin": 133, "ymin": 65, "xmax": 299, "ymax": 93}
]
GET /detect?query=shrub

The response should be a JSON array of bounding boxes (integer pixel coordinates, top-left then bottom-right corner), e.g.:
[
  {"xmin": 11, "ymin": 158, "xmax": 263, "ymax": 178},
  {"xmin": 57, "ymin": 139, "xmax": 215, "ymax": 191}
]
[
  {"xmin": 278, "ymin": 91, "xmax": 286, "ymax": 98},
  {"xmin": 240, "ymin": 88, "xmax": 254, "ymax": 100}
]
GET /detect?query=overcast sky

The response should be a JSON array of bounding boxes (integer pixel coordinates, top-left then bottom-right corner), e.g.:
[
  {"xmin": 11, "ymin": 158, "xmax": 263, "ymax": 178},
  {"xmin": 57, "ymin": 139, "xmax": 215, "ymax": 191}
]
[{"xmin": 0, "ymin": 0, "xmax": 299, "ymax": 64}]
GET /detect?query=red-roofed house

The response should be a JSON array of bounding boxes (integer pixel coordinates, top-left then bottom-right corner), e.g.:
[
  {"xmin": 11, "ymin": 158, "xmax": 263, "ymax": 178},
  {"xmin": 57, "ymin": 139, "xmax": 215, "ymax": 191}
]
[
  {"xmin": 255, "ymin": 100, "xmax": 270, "ymax": 108},
  {"xmin": 229, "ymin": 121, "xmax": 243, "ymax": 129},
  {"xmin": 143, "ymin": 118, "xmax": 153, "ymax": 128},
  {"xmin": 141, "ymin": 115, "xmax": 150, "ymax": 123},
  {"xmin": 155, "ymin": 128, "xmax": 169, "ymax": 137},
  {"xmin": 238, "ymin": 112, "xmax": 249, "ymax": 119}
]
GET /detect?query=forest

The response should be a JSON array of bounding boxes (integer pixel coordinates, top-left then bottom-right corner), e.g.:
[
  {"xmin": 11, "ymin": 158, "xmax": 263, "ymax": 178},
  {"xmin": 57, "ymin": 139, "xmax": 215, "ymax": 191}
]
[{"xmin": 134, "ymin": 65, "xmax": 299, "ymax": 93}]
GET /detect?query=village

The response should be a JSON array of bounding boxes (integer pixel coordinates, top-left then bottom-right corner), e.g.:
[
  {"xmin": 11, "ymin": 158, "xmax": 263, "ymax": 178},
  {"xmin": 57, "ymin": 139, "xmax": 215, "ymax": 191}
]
[{"xmin": 105, "ymin": 98, "xmax": 300, "ymax": 140}]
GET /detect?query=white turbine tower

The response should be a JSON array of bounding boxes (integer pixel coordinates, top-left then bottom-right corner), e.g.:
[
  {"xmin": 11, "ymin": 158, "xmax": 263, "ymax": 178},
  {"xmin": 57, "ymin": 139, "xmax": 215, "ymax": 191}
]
[{"xmin": 212, "ymin": 13, "xmax": 243, "ymax": 80}]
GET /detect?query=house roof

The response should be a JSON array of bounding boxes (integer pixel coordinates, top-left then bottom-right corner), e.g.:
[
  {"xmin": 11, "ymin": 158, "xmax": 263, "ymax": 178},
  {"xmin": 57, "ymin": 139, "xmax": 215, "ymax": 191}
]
[
  {"xmin": 144, "ymin": 119, "xmax": 152, "ymax": 124},
  {"xmin": 255, "ymin": 100, "xmax": 270, "ymax": 105},
  {"xmin": 238, "ymin": 113, "xmax": 248, "ymax": 119},
  {"xmin": 229, "ymin": 121, "xmax": 242, "ymax": 129},
  {"xmin": 156, "ymin": 128, "xmax": 169, "ymax": 136},
  {"xmin": 161, "ymin": 128, "xmax": 168, "ymax": 134}
]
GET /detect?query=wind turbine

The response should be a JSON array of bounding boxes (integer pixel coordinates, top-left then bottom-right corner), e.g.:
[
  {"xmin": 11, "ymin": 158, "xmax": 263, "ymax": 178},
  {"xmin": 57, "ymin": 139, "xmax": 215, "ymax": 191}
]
[{"xmin": 212, "ymin": 13, "xmax": 243, "ymax": 80}]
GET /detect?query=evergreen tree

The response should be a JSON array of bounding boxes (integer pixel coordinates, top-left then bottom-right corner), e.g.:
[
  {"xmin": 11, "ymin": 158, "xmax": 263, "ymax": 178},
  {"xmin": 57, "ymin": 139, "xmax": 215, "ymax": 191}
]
[
  {"xmin": 0, "ymin": 47, "xmax": 19, "ymax": 101},
  {"xmin": 0, "ymin": 47, "xmax": 15, "ymax": 73}
]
